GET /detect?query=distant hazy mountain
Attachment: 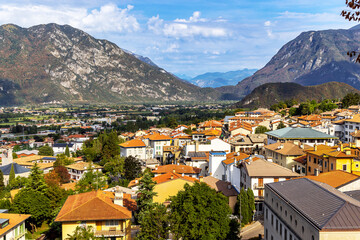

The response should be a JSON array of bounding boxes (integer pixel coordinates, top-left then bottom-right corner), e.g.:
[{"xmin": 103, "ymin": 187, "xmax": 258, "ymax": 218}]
[
  {"xmin": 0, "ymin": 23, "xmax": 220, "ymax": 105},
  {"xmin": 218, "ymin": 25, "xmax": 360, "ymax": 99},
  {"xmin": 234, "ymin": 82, "xmax": 359, "ymax": 109},
  {"xmin": 123, "ymin": 49, "xmax": 158, "ymax": 67},
  {"xmin": 187, "ymin": 69, "xmax": 257, "ymax": 88},
  {"xmin": 175, "ymin": 74, "xmax": 193, "ymax": 81}
]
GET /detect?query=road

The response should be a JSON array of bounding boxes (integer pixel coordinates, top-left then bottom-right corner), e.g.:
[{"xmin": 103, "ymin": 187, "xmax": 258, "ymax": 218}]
[{"xmin": 240, "ymin": 220, "xmax": 264, "ymax": 240}]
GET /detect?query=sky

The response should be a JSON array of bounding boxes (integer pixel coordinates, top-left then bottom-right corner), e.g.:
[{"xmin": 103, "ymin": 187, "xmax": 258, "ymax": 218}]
[{"xmin": 0, "ymin": 0, "xmax": 356, "ymax": 77}]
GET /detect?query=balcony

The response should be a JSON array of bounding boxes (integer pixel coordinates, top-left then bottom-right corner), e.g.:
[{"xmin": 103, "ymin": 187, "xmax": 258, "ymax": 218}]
[
  {"xmin": 95, "ymin": 229, "xmax": 125, "ymax": 237},
  {"xmin": 253, "ymin": 183, "xmax": 264, "ymax": 189}
]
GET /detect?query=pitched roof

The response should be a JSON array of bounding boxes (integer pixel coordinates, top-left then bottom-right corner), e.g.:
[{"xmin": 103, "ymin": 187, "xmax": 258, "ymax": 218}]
[
  {"xmin": 152, "ymin": 164, "xmax": 201, "ymax": 174},
  {"xmin": 199, "ymin": 120, "xmax": 223, "ymax": 128},
  {"xmin": 0, "ymin": 213, "xmax": 30, "ymax": 237},
  {"xmin": 55, "ymin": 191, "xmax": 134, "ymax": 222},
  {"xmin": 265, "ymin": 142, "xmax": 310, "ymax": 156},
  {"xmin": 297, "ymin": 115, "xmax": 322, "ymax": 121},
  {"xmin": 344, "ymin": 114, "xmax": 360, "ymax": 123},
  {"xmin": 145, "ymin": 133, "xmax": 172, "ymax": 141},
  {"xmin": 119, "ymin": 139, "xmax": 146, "ymax": 148},
  {"xmin": 293, "ymin": 155, "xmax": 307, "ymax": 165},
  {"xmin": 266, "ymin": 127, "xmax": 338, "ymax": 139},
  {"xmin": 66, "ymin": 162, "xmax": 103, "ymax": 171},
  {"xmin": 298, "ymin": 171, "xmax": 360, "ymax": 189},
  {"xmin": 242, "ymin": 158, "xmax": 300, "ymax": 177},
  {"xmin": 188, "ymin": 151, "xmax": 209, "ymax": 161},
  {"xmin": 203, "ymin": 176, "xmax": 238, "ymax": 197},
  {"xmin": 153, "ymin": 172, "xmax": 198, "ymax": 184},
  {"xmin": 222, "ymin": 152, "xmax": 249, "ymax": 165},
  {"xmin": 267, "ymin": 178, "xmax": 360, "ymax": 231},
  {"xmin": 0, "ymin": 163, "xmax": 30, "ymax": 175}
]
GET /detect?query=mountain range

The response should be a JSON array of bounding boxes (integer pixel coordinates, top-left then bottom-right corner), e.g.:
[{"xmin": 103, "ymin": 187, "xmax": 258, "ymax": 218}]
[
  {"xmin": 176, "ymin": 69, "xmax": 257, "ymax": 88},
  {"xmin": 0, "ymin": 23, "xmax": 219, "ymax": 105},
  {"xmin": 218, "ymin": 25, "xmax": 360, "ymax": 100},
  {"xmin": 234, "ymin": 82, "xmax": 359, "ymax": 109}
]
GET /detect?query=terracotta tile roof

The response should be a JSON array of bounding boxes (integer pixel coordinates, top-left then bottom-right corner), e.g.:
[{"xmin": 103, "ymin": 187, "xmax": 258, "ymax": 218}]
[
  {"xmin": 55, "ymin": 191, "xmax": 134, "ymax": 222},
  {"xmin": 153, "ymin": 164, "xmax": 201, "ymax": 174},
  {"xmin": 66, "ymin": 162, "xmax": 103, "ymax": 171},
  {"xmin": 293, "ymin": 155, "xmax": 307, "ymax": 165},
  {"xmin": 305, "ymin": 145, "xmax": 357, "ymax": 158},
  {"xmin": 298, "ymin": 171, "xmax": 360, "ymax": 188},
  {"xmin": 60, "ymin": 182, "xmax": 77, "ymax": 191},
  {"xmin": 344, "ymin": 114, "xmax": 360, "ymax": 123},
  {"xmin": 222, "ymin": 152, "xmax": 249, "ymax": 165},
  {"xmin": 119, "ymin": 139, "xmax": 146, "ymax": 148},
  {"xmin": 297, "ymin": 115, "xmax": 322, "ymax": 121},
  {"xmin": 351, "ymin": 130, "xmax": 360, "ymax": 138},
  {"xmin": 229, "ymin": 121, "xmax": 252, "ymax": 132},
  {"xmin": 153, "ymin": 172, "xmax": 198, "ymax": 184},
  {"xmin": 203, "ymin": 176, "xmax": 238, "ymax": 197},
  {"xmin": 265, "ymin": 142, "xmax": 310, "ymax": 156},
  {"xmin": 144, "ymin": 133, "xmax": 172, "ymax": 141},
  {"xmin": 0, "ymin": 213, "xmax": 30, "ymax": 237},
  {"xmin": 199, "ymin": 120, "xmax": 223, "ymax": 128}
]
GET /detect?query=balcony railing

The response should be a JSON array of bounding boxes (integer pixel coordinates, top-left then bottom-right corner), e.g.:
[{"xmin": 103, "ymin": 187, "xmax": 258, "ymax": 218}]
[
  {"xmin": 253, "ymin": 183, "xmax": 264, "ymax": 189},
  {"xmin": 95, "ymin": 229, "xmax": 125, "ymax": 237}
]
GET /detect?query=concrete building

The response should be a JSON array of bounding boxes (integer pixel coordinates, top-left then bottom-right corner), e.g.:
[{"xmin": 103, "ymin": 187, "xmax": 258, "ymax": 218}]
[{"xmin": 264, "ymin": 178, "xmax": 360, "ymax": 240}]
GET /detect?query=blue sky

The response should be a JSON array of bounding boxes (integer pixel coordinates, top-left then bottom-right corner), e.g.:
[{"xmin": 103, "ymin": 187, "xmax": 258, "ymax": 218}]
[{"xmin": 0, "ymin": 0, "xmax": 356, "ymax": 77}]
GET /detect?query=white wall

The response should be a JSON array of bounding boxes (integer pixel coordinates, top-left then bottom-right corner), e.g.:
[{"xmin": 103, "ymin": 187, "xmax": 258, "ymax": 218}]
[{"xmin": 209, "ymin": 153, "xmax": 226, "ymax": 180}]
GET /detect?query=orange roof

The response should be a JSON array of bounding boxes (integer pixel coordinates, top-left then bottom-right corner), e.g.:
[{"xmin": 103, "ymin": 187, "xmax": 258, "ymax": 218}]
[
  {"xmin": 344, "ymin": 114, "xmax": 360, "ymax": 123},
  {"xmin": 199, "ymin": 120, "xmax": 223, "ymax": 128},
  {"xmin": 293, "ymin": 155, "xmax": 307, "ymax": 164},
  {"xmin": 66, "ymin": 162, "xmax": 103, "ymax": 171},
  {"xmin": 297, "ymin": 115, "xmax": 321, "ymax": 121},
  {"xmin": 298, "ymin": 171, "xmax": 360, "ymax": 188},
  {"xmin": 145, "ymin": 133, "xmax": 172, "ymax": 141},
  {"xmin": 55, "ymin": 191, "xmax": 134, "ymax": 222},
  {"xmin": 153, "ymin": 172, "xmax": 198, "ymax": 184},
  {"xmin": 229, "ymin": 121, "xmax": 253, "ymax": 132},
  {"xmin": 119, "ymin": 139, "xmax": 146, "ymax": 148},
  {"xmin": 0, "ymin": 213, "xmax": 30, "ymax": 237},
  {"xmin": 60, "ymin": 182, "xmax": 77, "ymax": 191},
  {"xmin": 153, "ymin": 164, "xmax": 201, "ymax": 174},
  {"xmin": 222, "ymin": 152, "xmax": 249, "ymax": 165}
]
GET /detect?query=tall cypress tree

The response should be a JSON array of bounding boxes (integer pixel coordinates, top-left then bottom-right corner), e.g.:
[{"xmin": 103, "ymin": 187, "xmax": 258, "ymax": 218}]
[
  {"xmin": 65, "ymin": 145, "xmax": 70, "ymax": 157},
  {"xmin": 9, "ymin": 164, "xmax": 15, "ymax": 188},
  {"xmin": 247, "ymin": 188, "xmax": 255, "ymax": 223},
  {"xmin": 239, "ymin": 187, "xmax": 249, "ymax": 226},
  {"xmin": 0, "ymin": 169, "xmax": 4, "ymax": 190}
]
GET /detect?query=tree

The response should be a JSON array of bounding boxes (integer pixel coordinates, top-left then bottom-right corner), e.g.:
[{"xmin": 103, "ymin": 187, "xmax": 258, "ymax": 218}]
[
  {"xmin": 124, "ymin": 156, "xmax": 142, "ymax": 180},
  {"xmin": 255, "ymin": 126, "xmax": 269, "ymax": 134},
  {"xmin": 67, "ymin": 225, "xmax": 97, "ymax": 240},
  {"xmin": 0, "ymin": 170, "xmax": 4, "ymax": 191},
  {"xmin": 247, "ymin": 188, "xmax": 256, "ymax": 223},
  {"xmin": 65, "ymin": 145, "xmax": 70, "ymax": 157},
  {"xmin": 136, "ymin": 171, "xmax": 157, "ymax": 212},
  {"xmin": 136, "ymin": 203, "xmax": 169, "ymax": 240},
  {"xmin": 44, "ymin": 171, "xmax": 61, "ymax": 187},
  {"xmin": 76, "ymin": 169, "xmax": 107, "ymax": 193},
  {"xmin": 54, "ymin": 154, "xmax": 74, "ymax": 167},
  {"xmin": 54, "ymin": 166, "xmax": 71, "ymax": 184},
  {"xmin": 277, "ymin": 121, "xmax": 286, "ymax": 130},
  {"xmin": 169, "ymin": 182, "xmax": 232, "ymax": 240},
  {"xmin": 226, "ymin": 218, "xmax": 241, "ymax": 240},
  {"xmin": 9, "ymin": 164, "xmax": 15, "ymax": 188},
  {"xmin": 38, "ymin": 144, "xmax": 54, "ymax": 156},
  {"xmin": 103, "ymin": 156, "xmax": 125, "ymax": 177},
  {"xmin": 27, "ymin": 163, "xmax": 48, "ymax": 194},
  {"xmin": 238, "ymin": 187, "xmax": 249, "ymax": 226},
  {"xmin": 11, "ymin": 189, "xmax": 52, "ymax": 227}
]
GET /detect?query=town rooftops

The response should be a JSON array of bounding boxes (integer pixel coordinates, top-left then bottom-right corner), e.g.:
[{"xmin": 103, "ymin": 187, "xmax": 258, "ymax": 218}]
[
  {"xmin": 152, "ymin": 164, "xmax": 201, "ymax": 174},
  {"xmin": 0, "ymin": 213, "xmax": 30, "ymax": 237},
  {"xmin": 267, "ymin": 178, "xmax": 360, "ymax": 231},
  {"xmin": 265, "ymin": 142, "xmax": 310, "ymax": 156},
  {"xmin": 203, "ymin": 176, "xmax": 238, "ymax": 197},
  {"xmin": 66, "ymin": 162, "xmax": 103, "ymax": 171},
  {"xmin": 298, "ymin": 171, "xmax": 360, "ymax": 189},
  {"xmin": 266, "ymin": 127, "xmax": 338, "ymax": 140},
  {"xmin": 0, "ymin": 163, "xmax": 30, "ymax": 175},
  {"xmin": 55, "ymin": 190, "xmax": 134, "ymax": 222},
  {"xmin": 144, "ymin": 133, "xmax": 172, "ymax": 141},
  {"xmin": 119, "ymin": 139, "xmax": 146, "ymax": 148},
  {"xmin": 344, "ymin": 114, "xmax": 360, "ymax": 123},
  {"xmin": 187, "ymin": 151, "xmax": 209, "ymax": 161},
  {"xmin": 222, "ymin": 152, "xmax": 249, "ymax": 165},
  {"xmin": 128, "ymin": 171, "xmax": 198, "ymax": 188},
  {"xmin": 241, "ymin": 158, "xmax": 300, "ymax": 177}
]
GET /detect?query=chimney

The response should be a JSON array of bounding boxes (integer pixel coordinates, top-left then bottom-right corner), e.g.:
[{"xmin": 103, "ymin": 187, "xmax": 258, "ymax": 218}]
[
  {"xmin": 114, "ymin": 187, "xmax": 124, "ymax": 207},
  {"xmin": 314, "ymin": 144, "xmax": 317, "ymax": 151}
]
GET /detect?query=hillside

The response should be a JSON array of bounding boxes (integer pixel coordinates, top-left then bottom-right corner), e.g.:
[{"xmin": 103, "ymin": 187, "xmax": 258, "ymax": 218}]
[
  {"xmin": 0, "ymin": 23, "xmax": 219, "ymax": 106},
  {"xmin": 234, "ymin": 82, "xmax": 360, "ymax": 109},
  {"xmin": 218, "ymin": 26, "xmax": 360, "ymax": 99}
]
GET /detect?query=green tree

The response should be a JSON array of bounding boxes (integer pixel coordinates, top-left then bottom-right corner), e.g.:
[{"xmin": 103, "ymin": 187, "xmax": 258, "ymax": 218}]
[
  {"xmin": 169, "ymin": 182, "xmax": 232, "ymax": 240},
  {"xmin": 124, "ymin": 156, "xmax": 142, "ymax": 180},
  {"xmin": 288, "ymin": 107, "xmax": 297, "ymax": 116},
  {"xmin": 247, "ymin": 188, "xmax": 255, "ymax": 223},
  {"xmin": 65, "ymin": 145, "xmax": 70, "ymax": 157},
  {"xmin": 255, "ymin": 126, "xmax": 269, "ymax": 134},
  {"xmin": 27, "ymin": 163, "xmax": 47, "ymax": 194},
  {"xmin": 9, "ymin": 164, "xmax": 15, "ymax": 188},
  {"xmin": 136, "ymin": 171, "xmax": 157, "ymax": 212},
  {"xmin": 238, "ymin": 187, "xmax": 249, "ymax": 226},
  {"xmin": 11, "ymin": 189, "xmax": 52, "ymax": 227},
  {"xmin": 12, "ymin": 152, "xmax": 18, "ymax": 159},
  {"xmin": 226, "ymin": 218, "xmax": 241, "ymax": 240},
  {"xmin": 0, "ymin": 170, "xmax": 4, "ymax": 191},
  {"xmin": 38, "ymin": 144, "xmax": 54, "ymax": 156},
  {"xmin": 136, "ymin": 203, "xmax": 169, "ymax": 240},
  {"xmin": 54, "ymin": 154, "xmax": 74, "ymax": 167},
  {"xmin": 67, "ymin": 225, "xmax": 97, "ymax": 240},
  {"xmin": 103, "ymin": 156, "xmax": 125, "ymax": 177},
  {"xmin": 76, "ymin": 168, "xmax": 107, "ymax": 193},
  {"xmin": 277, "ymin": 121, "xmax": 286, "ymax": 130}
]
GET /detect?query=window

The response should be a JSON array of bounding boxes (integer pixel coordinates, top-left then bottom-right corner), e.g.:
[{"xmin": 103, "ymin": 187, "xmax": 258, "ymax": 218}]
[
  {"xmin": 325, "ymin": 161, "xmax": 327, "ymax": 168},
  {"xmin": 295, "ymin": 220, "xmax": 297, "ymax": 226},
  {"xmin": 285, "ymin": 210, "xmax": 287, "ymax": 217},
  {"xmin": 290, "ymin": 235, "xmax": 293, "ymax": 240},
  {"xmin": 343, "ymin": 164, "xmax": 347, "ymax": 171},
  {"xmin": 356, "ymin": 164, "xmax": 359, "ymax": 168},
  {"xmin": 314, "ymin": 158, "xmax": 317, "ymax": 164},
  {"xmin": 276, "ymin": 219, "xmax": 278, "ymax": 232},
  {"xmin": 302, "ymin": 226, "xmax": 304, "ymax": 233},
  {"xmin": 290, "ymin": 215, "xmax": 292, "ymax": 222},
  {"xmin": 331, "ymin": 163, "xmax": 334, "ymax": 170},
  {"xmin": 280, "ymin": 223, "xmax": 282, "ymax": 236},
  {"xmin": 308, "ymin": 166, "xmax": 311, "ymax": 173},
  {"xmin": 271, "ymin": 215, "xmax": 274, "ymax": 226},
  {"xmin": 280, "ymin": 206, "xmax": 282, "ymax": 212},
  {"xmin": 266, "ymin": 209, "xmax": 268, "ymax": 220},
  {"xmin": 308, "ymin": 156, "xmax": 311, "ymax": 162},
  {"xmin": 285, "ymin": 229, "xmax": 288, "ymax": 240},
  {"xmin": 106, "ymin": 220, "xmax": 119, "ymax": 226}
]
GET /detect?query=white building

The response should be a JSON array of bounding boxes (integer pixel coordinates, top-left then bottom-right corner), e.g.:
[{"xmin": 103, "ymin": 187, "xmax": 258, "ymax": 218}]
[
  {"xmin": 0, "ymin": 213, "xmax": 30, "ymax": 240},
  {"xmin": 184, "ymin": 138, "xmax": 231, "ymax": 155},
  {"xmin": 53, "ymin": 143, "xmax": 76, "ymax": 155},
  {"xmin": 66, "ymin": 162, "xmax": 103, "ymax": 181},
  {"xmin": 209, "ymin": 151, "xmax": 227, "ymax": 180},
  {"xmin": 119, "ymin": 139, "xmax": 149, "ymax": 160}
]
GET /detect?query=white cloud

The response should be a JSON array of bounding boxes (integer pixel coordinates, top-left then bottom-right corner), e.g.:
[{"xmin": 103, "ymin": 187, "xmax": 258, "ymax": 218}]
[
  {"xmin": 147, "ymin": 12, "xmax": 229, "ymax": 38},
  {"xmin": 163, "ymin": 43, "xmax": 179, "ymax": 53},
  {"xmin": 264, "ymin": 21, "xmax": 271, "ymax": 27},
  {"xmin": 0, "ymin": 3, "xmax": 139, "ymax": 33}
]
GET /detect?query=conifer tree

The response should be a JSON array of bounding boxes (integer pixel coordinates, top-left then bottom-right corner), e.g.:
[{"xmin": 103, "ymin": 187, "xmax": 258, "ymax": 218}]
[
  {"xmin": 65, "ymin": 145, "xmax": 70, "ymax": 157},
  {"xmin": 247, "ymin": 188, "xmax": 256, "ymax": 223},
  {"xmin": 9, "ymin": 164, "xmax": 15, "ymax": 188},
  {"xmin": 136, "ymin": 171, "xmax": 157, "ymax": 211},
  {"xmin": 239, "ymin": 187, "xmax": 249, "ymax": 226},
  {"xmin": 0, "ymin": 169, "xmax": 4, "ymax": 191}
]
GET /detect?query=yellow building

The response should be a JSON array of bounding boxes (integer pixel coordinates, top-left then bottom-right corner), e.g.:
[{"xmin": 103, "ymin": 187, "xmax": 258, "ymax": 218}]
[
  {"xmin": 55, "ymin": 190, "xmax": 136, "ymax": 240},
  {"xmin": 305, "ymin": 144, "xmax": 360, "ymax": 176}
]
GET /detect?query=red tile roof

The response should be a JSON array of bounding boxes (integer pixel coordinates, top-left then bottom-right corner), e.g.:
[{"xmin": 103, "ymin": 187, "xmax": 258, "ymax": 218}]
[
  {"xmin": 119, "ymin": 139, "xmax": 146, "ymax": 148},
  {"xmin": 152, "ymin": 164, "xmax": 201, "ymax": 174}
]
